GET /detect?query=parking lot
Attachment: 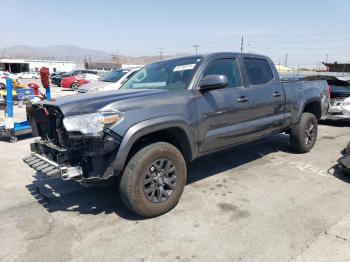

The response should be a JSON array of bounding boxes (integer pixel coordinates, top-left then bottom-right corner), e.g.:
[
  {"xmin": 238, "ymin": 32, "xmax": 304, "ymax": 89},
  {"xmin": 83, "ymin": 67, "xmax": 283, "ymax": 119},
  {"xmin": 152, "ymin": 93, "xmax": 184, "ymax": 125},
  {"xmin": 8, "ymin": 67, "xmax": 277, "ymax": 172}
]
[{"xmin": 1, "ymin": 85, "xmax": 350, "ymax": 261}]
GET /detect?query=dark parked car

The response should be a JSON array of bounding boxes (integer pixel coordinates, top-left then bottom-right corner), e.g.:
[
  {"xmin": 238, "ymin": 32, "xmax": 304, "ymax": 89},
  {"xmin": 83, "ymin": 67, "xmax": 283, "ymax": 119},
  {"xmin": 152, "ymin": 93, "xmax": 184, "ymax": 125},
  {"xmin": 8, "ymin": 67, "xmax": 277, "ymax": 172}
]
[
  {"xmin": 24, "ymin": 52, "xmax": 327, "ymax": 217},
  {"xmin": 51, "ymin": 70, "xmax": 97, "ymax": 87}
]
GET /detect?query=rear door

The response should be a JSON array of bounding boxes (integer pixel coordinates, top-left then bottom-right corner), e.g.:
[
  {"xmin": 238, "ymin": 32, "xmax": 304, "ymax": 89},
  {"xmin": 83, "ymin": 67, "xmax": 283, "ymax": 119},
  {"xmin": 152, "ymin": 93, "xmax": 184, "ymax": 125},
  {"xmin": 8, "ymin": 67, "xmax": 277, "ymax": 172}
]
[
  {"xmin": 196, "ymin": 57, "xmax": 253, "ymax": 153},
  {"xmin": 241, "ymin": 58, "xmax": 286, "ymax": 136}
]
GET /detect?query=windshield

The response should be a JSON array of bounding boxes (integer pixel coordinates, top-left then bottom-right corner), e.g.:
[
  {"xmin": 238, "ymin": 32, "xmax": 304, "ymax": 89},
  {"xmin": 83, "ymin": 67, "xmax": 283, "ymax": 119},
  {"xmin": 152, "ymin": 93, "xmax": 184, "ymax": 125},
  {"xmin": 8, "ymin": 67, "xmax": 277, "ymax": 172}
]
[
  {"xmin": 101, "ymin": 69, "xmax": 130, "ymax": 82},
  {"xmin": 121, "ymin": 56, "xmax": 202, "ymax": 90}
]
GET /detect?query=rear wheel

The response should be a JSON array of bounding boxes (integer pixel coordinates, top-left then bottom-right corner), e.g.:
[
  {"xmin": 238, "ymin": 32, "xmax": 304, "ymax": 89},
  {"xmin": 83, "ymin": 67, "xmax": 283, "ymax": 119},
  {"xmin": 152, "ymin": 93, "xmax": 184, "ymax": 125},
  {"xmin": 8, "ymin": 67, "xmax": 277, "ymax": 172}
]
[
  {"xmin": 71, "ymin": 82, "xmax": 79, "ymax": 91},
  {"xmin": 290, "ymin": 112, "xmax": 318, "ymax": 153},
  {"xmin": 120, "ymin": 142, "xmax": 187, "ymax": 218}
]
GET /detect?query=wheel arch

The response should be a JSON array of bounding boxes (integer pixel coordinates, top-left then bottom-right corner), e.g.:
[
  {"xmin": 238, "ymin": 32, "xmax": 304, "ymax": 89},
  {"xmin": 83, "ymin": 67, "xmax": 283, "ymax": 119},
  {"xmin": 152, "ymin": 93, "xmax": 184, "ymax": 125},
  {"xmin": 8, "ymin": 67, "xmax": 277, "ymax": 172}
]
[
  {"xmin": 300, "ymin": 99, "xmax": 322, "ymax": 121},
  {"xmin": 111, "ymin": 116, "xmax": 196, "ymax": 174}
]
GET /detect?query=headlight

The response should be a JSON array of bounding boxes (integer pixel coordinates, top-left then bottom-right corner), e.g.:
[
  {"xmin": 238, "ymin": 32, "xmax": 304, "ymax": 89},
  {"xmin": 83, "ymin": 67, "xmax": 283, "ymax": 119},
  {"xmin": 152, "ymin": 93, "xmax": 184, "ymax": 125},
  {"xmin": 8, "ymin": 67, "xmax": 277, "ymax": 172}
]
[{"xmin": 63, "ymin": 111, "xmax": 123, "ymax": 135}]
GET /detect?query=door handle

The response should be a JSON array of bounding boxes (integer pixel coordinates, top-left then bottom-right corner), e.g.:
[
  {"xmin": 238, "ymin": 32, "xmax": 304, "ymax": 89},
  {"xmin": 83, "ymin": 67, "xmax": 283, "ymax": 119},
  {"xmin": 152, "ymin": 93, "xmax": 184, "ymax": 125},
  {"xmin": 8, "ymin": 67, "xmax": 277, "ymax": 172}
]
[
  {"xmin": 237, "ymin": 96, "xmax": 249, "ymax": 103},
  {"xmin": 272, "ymin": 91, "xmax": 281, "ymax": 97}
]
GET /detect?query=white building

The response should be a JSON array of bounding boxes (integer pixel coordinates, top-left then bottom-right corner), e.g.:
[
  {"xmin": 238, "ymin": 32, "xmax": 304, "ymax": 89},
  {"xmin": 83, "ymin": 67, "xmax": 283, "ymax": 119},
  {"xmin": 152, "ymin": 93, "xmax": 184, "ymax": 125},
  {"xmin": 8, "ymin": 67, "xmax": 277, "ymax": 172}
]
[{"xmin": 0, "ymin": 58, "xmax": 76, "ymax": 73}]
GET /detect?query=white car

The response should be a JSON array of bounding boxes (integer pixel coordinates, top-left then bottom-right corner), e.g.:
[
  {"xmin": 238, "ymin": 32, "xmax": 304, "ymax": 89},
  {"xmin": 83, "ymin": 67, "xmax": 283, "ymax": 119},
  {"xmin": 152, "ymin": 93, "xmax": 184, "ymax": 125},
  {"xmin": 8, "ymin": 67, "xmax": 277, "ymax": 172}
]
[
  {"xmin": 77, "ymin": 68, "xmax": 141, "ymax": 93},
  {"xmin": 0, "ymin": 71, "xmax": 20, "ymax": 86},
  {"xmin": 17, "ymin": 72, "xmax": 39, "ymax": 79},
  {"xmin": 0, "ymin": 78, "xmax": 6, "ymax": 88}
]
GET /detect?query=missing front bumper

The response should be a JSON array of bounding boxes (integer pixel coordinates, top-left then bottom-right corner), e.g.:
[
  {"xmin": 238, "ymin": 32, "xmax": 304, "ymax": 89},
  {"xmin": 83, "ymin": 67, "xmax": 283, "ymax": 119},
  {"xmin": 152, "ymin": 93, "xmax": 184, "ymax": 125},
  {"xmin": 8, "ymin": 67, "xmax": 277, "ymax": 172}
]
[{"xmin": 23, "ymin": 152, "xmax": 83, "ymax": 180}]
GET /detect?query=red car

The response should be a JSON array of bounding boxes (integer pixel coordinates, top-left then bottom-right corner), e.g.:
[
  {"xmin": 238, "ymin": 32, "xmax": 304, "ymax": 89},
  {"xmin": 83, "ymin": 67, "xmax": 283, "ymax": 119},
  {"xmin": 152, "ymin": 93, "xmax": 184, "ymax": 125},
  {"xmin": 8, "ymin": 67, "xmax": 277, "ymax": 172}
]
[{"xmin": 61, "ymin": 75, "xmax": 89, "ymax": 90}]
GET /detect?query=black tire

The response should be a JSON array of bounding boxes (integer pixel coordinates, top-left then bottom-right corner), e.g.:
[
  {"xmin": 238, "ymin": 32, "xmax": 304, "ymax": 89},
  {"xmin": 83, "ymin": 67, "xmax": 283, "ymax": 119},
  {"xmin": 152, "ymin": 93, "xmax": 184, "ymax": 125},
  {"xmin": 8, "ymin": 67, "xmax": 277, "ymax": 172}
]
[
  {"xmin": 120, "ymin": 142, "xmax": 187, "ymax": 218},
  {"xmin": 290, "ymin": 112, "xmax": 318, "ymax": 153}
]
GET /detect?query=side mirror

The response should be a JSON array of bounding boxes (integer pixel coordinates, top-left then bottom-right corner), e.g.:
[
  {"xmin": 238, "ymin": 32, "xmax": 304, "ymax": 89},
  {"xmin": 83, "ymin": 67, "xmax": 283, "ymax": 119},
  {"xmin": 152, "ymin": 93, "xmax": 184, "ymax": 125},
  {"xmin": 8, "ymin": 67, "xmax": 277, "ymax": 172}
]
[{"xmin": 199, "ymin": 75, "xmax": 228, "ymax": 91}]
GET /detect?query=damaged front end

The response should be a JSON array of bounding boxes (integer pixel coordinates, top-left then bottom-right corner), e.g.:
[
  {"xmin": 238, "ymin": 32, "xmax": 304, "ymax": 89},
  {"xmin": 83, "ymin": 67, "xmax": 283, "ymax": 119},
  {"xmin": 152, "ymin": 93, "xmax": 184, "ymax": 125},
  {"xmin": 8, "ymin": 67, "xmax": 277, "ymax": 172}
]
[
  {"xmin": 23, "ymin": 104, "xmax": 122, "ymax": 183},
  {"xmin": 327, "ymin": 97, "xmax": 350, "ymax": 120}
]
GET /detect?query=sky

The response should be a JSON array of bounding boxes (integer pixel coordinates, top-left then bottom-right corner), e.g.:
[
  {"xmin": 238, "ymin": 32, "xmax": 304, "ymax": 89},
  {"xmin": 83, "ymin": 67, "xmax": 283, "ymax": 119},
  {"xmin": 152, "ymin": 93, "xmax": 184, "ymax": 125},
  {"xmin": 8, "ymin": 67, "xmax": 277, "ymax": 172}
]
[{"xmin": 1, "ymin": 0, "xmax": 350, "ymax": 67}]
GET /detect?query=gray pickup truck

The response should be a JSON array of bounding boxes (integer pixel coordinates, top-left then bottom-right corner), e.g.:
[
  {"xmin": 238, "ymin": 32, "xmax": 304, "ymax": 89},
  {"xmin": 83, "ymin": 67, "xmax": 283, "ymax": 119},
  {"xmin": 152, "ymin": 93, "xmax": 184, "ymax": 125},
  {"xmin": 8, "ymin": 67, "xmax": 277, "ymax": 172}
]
[{"xmin": 24, "ymin": 52, "xmax": 329, "ymax": 217}]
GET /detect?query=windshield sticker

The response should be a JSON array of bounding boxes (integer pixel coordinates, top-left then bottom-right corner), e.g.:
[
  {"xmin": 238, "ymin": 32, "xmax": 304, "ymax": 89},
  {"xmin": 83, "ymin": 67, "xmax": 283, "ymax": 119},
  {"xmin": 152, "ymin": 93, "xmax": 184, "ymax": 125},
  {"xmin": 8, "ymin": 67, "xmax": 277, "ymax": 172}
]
[{"xmin": 173, "ymin": 64, "xmax": 196, "ymax": 72}]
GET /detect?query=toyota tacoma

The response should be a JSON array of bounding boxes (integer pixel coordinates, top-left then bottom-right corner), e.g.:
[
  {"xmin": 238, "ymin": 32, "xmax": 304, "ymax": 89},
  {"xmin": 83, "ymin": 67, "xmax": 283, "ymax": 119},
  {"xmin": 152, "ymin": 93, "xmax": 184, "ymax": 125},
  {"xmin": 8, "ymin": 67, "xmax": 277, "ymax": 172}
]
[{"xmin": 23, "ymin": 52, "xmax": 329, "ymax": 217}]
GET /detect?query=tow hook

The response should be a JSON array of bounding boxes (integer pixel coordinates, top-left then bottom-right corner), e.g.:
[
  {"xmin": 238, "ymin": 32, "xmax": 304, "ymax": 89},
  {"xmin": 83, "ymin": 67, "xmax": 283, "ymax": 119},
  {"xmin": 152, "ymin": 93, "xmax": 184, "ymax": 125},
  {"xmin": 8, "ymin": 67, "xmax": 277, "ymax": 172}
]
[{"xmin": 61, "ymin": 166, "xmax": 83, "ymax": 180}]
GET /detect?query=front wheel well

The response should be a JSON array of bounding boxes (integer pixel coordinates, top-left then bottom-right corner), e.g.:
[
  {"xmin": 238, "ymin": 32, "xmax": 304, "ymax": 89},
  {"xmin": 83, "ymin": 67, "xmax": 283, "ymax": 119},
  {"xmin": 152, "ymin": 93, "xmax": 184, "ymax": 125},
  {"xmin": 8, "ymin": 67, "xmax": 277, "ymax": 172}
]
[
  {"xmin": 126, "ymin": 127, "xmax": 193, "ymax": 165},
  {"xmin": 303, "ymin": 101, "xmax": 322, "ymax": 120}
]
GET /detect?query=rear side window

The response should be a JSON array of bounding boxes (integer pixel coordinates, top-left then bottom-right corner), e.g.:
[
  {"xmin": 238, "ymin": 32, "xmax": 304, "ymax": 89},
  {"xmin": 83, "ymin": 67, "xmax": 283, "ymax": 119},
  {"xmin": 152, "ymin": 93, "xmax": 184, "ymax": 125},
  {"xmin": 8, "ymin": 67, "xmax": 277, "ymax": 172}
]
[
  {"xmin": 203, "ymin": 59, "xmax": 241, "ymax": 87},
  {"xmin": 243, "ymin": 58, "xmax": 273, "ymax": 85}
]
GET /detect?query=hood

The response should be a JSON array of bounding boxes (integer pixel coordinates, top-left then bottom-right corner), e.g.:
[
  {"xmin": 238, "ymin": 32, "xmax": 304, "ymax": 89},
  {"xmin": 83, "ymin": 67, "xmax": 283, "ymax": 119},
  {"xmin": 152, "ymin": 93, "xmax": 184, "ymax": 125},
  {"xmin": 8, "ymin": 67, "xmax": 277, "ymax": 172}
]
[
  {"xmin": 77, "ymin": 81, "xmax": 111, "ymax": 93},
  {"xmin": 38, "ymin": 89, "xmax": 171, "ymax": 116}
]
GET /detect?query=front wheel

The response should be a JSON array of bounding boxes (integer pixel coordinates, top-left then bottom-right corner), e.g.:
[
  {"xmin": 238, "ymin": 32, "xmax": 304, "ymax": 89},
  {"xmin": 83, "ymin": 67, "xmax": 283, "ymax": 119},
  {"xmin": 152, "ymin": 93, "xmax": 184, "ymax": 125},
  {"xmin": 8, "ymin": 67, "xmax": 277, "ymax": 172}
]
[
  {"xmin": 119, "ymin": 142, "xmax": 187, "ymax": 218},
  {"xmin": 290, "ymin": 112, "xmax": 318, "ymax": 153}
]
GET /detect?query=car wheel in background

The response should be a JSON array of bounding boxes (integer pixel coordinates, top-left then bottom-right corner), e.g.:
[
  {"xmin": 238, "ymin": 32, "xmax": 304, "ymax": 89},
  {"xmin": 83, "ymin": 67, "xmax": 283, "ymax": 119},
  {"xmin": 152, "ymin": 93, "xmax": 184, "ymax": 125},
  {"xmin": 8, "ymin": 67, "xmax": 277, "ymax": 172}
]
[
  {"xmin": 71, "ymin": 82, "xmax": 79, "ymax": 91},
  {"xmin": 120, "ymin": 142, "xmax": 187, "ymax": 218},
  {"xmin": 290, "ymin": 112, "xmax": 318, "ymax": 153}
]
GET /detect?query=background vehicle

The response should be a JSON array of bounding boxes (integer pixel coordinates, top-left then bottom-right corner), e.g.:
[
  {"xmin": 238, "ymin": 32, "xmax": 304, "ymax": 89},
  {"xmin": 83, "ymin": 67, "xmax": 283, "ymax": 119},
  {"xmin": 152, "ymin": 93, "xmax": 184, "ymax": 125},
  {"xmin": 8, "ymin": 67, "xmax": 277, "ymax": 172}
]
[
  {"xmin": 51, "ymin": 70, "xmax": 97, "ymax": 86},
  {"xmin": 78, "ymin": 68, "xmax": 141, "ymax": 93},
  {"xmin": 301, "ymin": 75, "xmax": 350, "ymax": 121},
  {"xmin": 61, "ymin": 73, "xmax": 101, "ymax": 90},
  {"xmin": 0, "ymin": 71, "xmax": 20, "ymax": 84},
  {"xmin": 17, "ymin": 72, "xmax": 39, "ymax": 79},
  {"xmin": 24, "ymin": 52, "xmax": 326, "ymax": 217}
]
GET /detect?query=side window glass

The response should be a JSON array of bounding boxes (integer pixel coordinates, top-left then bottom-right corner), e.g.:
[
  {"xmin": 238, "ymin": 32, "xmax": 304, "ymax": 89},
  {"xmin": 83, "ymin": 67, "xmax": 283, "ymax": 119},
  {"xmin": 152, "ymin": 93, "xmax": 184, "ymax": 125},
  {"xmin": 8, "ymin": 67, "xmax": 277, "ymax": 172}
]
[
  {"xmin": 243, "ymin": 58, "xmax": 273, "ymax": 85},
  {"xmin": 203, "ymin": 59, "xmax": 241, "ymax": 88}
]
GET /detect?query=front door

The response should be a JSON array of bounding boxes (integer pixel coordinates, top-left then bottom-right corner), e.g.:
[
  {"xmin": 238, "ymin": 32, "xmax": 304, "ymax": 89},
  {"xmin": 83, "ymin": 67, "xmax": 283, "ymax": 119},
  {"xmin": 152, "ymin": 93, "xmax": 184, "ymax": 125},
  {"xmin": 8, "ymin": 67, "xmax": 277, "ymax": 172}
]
[{"xmin": 195, "ymin": 58, "xmax": 252, "ymax": 153}]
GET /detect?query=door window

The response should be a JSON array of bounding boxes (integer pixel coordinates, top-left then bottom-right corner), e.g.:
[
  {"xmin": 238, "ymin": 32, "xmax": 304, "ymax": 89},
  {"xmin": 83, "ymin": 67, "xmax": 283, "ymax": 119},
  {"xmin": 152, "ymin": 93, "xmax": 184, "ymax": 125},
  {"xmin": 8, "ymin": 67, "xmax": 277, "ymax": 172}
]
[
  {"xmin": 203, "ymin": 59, "xmax": 241, "ymax": 88},
  {"xmin": 243, "ymin": 58, "xmax": 273, "ymax": 85}
]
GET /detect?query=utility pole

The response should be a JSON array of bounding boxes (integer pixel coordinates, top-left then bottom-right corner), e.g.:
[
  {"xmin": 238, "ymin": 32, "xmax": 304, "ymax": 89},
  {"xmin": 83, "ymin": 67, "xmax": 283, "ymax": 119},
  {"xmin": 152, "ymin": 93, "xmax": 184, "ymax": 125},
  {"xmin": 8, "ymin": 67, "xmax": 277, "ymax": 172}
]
[
  {"xmin": 111, "ymin": 51, "xmax": 120, "ymax": 67},
  {"xmin": 240, "ymin": 36, "xmax": 244, "ymax": 53},
  {"xmin": 192, "ymin": 44, "xmax": 200, "ymax": 54},
  {"xmin": 65, "ymin": 56, "xmax": 69, "ymax": 61},
  {"xmin": 284, "ymin": 54, "xmax": 288, "ymax": 67},
  {"xmin": 116, "ymin": 50, "xmax": 120, "ymax": 65},
  {"xmin": 159, "ymin": 48, "xmax": 164, "ymax": 61},
  {"xmin": 325, "ymin": 54, "xmax": 329, "ymax": 63}
]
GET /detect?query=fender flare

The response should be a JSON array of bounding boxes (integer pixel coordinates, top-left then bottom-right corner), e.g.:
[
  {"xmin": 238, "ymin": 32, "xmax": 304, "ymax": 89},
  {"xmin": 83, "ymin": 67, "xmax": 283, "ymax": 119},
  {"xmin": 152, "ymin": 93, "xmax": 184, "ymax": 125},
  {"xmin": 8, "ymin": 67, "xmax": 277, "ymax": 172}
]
[
  {"xmin": 110, "ymin": 115, "xmax": 196, "ymax": 174},
  {"xmin": 296, "ymin": 97, "xmax": 322, "ymax": 124}
]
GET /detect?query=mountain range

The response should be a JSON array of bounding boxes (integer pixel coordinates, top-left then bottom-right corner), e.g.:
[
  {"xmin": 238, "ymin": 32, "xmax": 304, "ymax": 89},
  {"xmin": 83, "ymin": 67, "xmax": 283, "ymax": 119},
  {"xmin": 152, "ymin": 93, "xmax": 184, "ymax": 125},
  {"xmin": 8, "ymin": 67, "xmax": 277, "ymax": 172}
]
[{"xmin": 0, "ymin": 45, "xmax": 177, "ymax": 65}]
